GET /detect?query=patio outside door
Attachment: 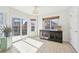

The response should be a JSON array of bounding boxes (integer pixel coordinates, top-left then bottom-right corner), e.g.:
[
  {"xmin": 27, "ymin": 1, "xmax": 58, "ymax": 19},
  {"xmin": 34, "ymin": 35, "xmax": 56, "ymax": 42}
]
[{"xmin": 12, "ymin": 18, "xmax": 27, "ymax": 42}]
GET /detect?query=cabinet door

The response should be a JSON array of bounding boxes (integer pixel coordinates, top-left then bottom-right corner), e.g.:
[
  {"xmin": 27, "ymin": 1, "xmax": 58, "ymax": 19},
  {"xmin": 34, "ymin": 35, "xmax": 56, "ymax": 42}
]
[
  {"xmin": 0, "ymin": 37, "xmax": 12, "ymax": 49},
  {"xmin": 7, "ymin": 37, "xmax": 12, "ymax": 49},
  {"xmin": 1, "ymin": 38, "xmax": 7, "ymax": 49}
]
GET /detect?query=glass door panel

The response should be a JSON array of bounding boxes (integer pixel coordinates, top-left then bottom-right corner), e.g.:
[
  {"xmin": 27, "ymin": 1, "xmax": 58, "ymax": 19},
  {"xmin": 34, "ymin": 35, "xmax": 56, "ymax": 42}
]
[
  {"xmin": 12, "ymin": 18, "xmax": 20, "ymax": 36},
  {"xmin": 22, "ymin": 19, "xmax": 27, "ymax": 35}
]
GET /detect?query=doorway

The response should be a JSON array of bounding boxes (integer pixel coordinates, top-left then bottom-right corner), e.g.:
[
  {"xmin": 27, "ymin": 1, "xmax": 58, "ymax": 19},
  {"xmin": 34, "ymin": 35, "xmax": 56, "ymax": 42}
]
[{"xmin": 12, "ymin": 18, "xmax": 27, "ymax": 42}]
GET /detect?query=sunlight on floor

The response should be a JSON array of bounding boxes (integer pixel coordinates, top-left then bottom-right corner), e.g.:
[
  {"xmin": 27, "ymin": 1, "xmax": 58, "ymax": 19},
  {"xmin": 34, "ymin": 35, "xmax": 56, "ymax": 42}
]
[
  {"xmin": 12, "ymin": 36, "xmax": 22, "ymax": 42},
  {"xmin": 13, "ymin": 38, "xmax": 44, "ymax": 53}
]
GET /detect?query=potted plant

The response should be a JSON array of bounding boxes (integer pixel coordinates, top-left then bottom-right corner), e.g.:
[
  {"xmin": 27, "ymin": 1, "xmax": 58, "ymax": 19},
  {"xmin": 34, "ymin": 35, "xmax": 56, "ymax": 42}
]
[{"xmin": 3, "ymin": 26, "xmax": 12, "ymax": 37}]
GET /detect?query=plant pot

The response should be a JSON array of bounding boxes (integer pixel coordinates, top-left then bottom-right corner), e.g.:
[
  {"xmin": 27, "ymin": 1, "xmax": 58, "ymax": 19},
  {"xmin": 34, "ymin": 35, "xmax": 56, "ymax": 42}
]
[{"xmin": 4, "ymin": 32, "xmax": 10, "ymax": 37}]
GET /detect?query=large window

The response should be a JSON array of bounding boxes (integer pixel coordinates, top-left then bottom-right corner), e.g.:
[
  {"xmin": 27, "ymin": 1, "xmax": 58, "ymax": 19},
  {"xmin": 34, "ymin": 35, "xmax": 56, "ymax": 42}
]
[
  {"xmin": 43, "ymin": 16, "xmax": 59, "ymax": 30},
  {"xmin": 0, "ymin": 13, "xmax": 3, "ymax": 26},
  {"xmin": 0, "ymin": 13, "xmax": 4, "ymax": 37},
  {"xmin": 12, "ymin": 18, "xmax": 27, "ymax": 36},
  {"xmin": 30, "ymin": 19, "xmax": 36, "ymax": 32},
  {"xmin": 43, "ymin": 20, "xmax": 50, "ymax": 30}
]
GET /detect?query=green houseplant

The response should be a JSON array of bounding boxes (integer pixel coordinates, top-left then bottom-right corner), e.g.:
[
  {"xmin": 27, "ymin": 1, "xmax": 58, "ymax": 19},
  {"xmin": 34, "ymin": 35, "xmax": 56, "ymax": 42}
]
[{"xmin": 3, "ymin": 26, "xmax": 12, "ymax": 37}]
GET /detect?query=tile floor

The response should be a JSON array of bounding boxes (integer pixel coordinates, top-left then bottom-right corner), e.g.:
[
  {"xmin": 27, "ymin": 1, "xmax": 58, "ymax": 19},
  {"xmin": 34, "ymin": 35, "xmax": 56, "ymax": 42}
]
[{"xmin": 0, "ymin": 37, "xmax": 76, "ymax": 53}]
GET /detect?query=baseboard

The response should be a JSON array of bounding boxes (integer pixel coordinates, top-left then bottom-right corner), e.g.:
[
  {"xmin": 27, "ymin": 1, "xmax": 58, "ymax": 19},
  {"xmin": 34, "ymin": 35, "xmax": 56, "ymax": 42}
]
[
  {"xmin": 63, "ymin": 41, "xmax": 78, "ymax": 53},
  {"xmin": 63, "ymin": 41, "xmax": 69, "ymax": 43},
  {"xmin": 69, "ymin": 43, "xmax": 78, "ymax": 53}
]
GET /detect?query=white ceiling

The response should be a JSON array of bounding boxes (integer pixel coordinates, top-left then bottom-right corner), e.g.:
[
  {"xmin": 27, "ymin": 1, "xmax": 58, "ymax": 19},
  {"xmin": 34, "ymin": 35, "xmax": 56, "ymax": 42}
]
[{"xmin": 12, "ymin": 6, "xmax": 70, "ymax": 16}]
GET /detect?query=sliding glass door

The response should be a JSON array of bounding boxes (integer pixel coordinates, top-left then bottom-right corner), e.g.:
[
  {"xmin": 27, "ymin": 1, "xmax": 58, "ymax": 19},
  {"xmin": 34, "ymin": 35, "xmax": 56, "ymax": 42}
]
[{"xmin": 12, "ymin": 18, "xmax": 27, "ymax": 36}]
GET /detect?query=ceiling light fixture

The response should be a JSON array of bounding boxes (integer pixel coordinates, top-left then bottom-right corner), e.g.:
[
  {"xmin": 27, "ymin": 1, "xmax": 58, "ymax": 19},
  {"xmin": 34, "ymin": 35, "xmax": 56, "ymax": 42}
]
[
  {"xmin": 29, "ymin": 6, "xmax": 39, "ymax": 19},
  {"xmin": 32, "ymin": 6, "xmax": 39, "ymax": 16}
]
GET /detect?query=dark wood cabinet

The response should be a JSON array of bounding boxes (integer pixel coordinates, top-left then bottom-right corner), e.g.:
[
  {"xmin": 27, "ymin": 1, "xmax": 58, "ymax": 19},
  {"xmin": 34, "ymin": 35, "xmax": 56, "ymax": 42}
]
[{"xmin": 40, "ymin": 30, "xmax": 62, "ymax": 43}]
